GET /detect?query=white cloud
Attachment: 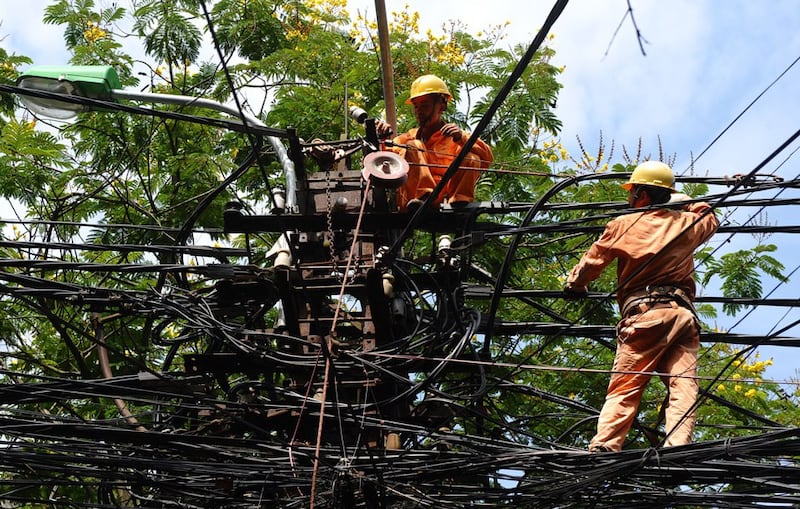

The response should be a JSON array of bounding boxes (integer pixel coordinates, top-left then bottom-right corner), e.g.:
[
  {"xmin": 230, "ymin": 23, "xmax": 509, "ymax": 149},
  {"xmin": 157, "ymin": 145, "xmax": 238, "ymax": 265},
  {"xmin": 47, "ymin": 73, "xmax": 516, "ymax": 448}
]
[{"xmin": 0, "ymin": 0, "xmax": 69, "ymax": 65}]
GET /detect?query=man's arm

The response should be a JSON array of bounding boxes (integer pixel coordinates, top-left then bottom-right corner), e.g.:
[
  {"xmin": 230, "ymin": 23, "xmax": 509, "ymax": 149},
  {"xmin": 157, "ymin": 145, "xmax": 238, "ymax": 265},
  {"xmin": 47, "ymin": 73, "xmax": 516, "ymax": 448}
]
[
  {"xmin": 669, "ymin": 192, "xmax": 720, "ymax": 245},
  {"xmin": 441, "ymin": 123, "xmax": 493, "ymax": 167},
  {"xmin": 470, "ymin": 137, "xmax": 494, "ymax": 168},
  {"xmin": 564, "ymin": 222, "xmax": 620, "ymax": 295},
  {"xmin": 685, "ymin": 201, "xmax": 720, "ymax": 244}
]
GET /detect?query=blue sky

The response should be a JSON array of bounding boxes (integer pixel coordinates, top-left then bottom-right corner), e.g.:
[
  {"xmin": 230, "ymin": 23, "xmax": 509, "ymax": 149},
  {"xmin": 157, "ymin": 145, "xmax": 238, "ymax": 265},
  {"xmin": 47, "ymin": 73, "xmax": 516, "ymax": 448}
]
[{"xmin": 2, "ymin": 1, "xmax": 800, "ymax": 384}]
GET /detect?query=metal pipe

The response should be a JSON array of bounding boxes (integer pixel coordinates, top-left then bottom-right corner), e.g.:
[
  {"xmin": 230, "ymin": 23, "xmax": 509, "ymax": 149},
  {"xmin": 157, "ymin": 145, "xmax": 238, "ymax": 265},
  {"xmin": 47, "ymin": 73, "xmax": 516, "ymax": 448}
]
[{"xmin": 112, "ymin": 89, "xmax": 298, "ymax": 212}]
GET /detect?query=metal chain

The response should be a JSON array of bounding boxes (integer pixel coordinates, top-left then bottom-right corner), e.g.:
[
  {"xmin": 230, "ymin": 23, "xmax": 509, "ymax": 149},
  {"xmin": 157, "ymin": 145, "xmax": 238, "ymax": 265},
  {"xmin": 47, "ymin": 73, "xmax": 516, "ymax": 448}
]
[{"xmin": 324, "ymin": 168, "xmax": 339, "ymax": 277}]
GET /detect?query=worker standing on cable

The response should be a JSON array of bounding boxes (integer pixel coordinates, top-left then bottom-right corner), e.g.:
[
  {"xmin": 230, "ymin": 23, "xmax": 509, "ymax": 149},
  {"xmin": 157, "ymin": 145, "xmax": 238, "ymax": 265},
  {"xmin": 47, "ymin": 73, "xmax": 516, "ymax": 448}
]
[
  {"xmin": 563, "ymin": 161, "xmax": 719, "ymax": 453},
  {"xmin": 376, "ymin": 74, "xmax": 493, "ymax": 212}
]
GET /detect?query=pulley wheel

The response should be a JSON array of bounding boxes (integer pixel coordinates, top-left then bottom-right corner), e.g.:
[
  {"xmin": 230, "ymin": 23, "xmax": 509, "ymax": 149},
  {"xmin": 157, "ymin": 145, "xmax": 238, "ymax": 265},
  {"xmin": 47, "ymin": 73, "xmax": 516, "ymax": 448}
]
[{"xmin": 361, "ymin": 151, "xmax": 409, "ymax": 189}]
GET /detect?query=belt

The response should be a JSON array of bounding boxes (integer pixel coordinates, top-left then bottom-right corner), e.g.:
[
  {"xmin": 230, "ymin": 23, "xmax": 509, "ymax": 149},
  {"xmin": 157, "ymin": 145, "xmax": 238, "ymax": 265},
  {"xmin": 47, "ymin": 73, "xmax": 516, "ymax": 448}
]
[
  {"xmin": 622, "ymin": 299, "xmax": 677, "ymax": 318},
  {"xmin": 621, "ymin": 285, "xmax": 696, "ymax": 318}
]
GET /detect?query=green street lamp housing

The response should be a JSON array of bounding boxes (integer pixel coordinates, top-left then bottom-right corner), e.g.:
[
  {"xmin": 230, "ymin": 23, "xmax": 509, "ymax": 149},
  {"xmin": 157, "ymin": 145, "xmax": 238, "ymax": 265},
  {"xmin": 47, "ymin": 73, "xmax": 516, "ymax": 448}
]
[
  {"xmin": 16, "ymin": 65, "xmax": 122, "ymax": 119},
  {"xmin": 16, "ymin": 64, "xmax": 299, "ymax": 211}
]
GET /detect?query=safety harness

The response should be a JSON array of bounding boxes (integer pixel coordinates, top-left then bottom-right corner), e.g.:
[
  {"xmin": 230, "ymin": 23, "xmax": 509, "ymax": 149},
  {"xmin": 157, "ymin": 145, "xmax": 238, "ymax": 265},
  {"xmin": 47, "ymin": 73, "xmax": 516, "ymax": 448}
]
[{"xmin": 621, "ymin": 285, "xmax": 697, "ymax": 318}]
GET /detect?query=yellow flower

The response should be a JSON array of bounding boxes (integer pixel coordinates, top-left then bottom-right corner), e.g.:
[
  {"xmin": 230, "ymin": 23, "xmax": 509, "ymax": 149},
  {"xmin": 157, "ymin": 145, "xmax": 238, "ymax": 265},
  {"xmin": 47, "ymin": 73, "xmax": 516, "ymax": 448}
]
[
  {"xmin": 744, "ymin": 388, "xmax": 757, "ymax": 398},
  {"xmin": 717, "ymin": 384, "xmax": 725, "ymax": 392},
  {"xmin": 286, "ymin": 29, "xmax": 305, "ymax": 41},
  {"xmin": 83, "ymin": 21, "xmax": 107, "ymax": 43}
]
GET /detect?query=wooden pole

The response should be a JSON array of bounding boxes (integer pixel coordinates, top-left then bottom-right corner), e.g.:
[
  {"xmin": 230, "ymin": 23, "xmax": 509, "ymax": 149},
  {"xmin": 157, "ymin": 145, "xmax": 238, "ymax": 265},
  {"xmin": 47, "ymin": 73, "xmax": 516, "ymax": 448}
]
[{"xmin": 374, "ymin": 0, "xmax": 397, "ymax": 133}]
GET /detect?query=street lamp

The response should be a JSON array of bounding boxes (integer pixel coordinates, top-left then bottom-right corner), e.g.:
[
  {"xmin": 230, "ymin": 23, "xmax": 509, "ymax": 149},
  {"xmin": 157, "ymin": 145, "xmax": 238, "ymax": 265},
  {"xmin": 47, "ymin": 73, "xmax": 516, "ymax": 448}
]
[
  {"xmin": 16, "ymin": 65, "xmax": 121, "ymax": 120},
  {"xmin": 16, "ymin": 65, "xmax": 298, "ymax": 210}
]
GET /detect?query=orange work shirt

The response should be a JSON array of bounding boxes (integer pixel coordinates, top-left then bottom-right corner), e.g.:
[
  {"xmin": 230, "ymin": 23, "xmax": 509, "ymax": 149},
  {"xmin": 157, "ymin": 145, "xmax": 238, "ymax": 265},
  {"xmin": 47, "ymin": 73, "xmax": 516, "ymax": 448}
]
[
  {"xmin": 393, "ymin": 127, "xmax": 493, "ymax": 178},
  {"xmin": 567, "ymin": 202, "xmax": 719, "ymax": 307}
]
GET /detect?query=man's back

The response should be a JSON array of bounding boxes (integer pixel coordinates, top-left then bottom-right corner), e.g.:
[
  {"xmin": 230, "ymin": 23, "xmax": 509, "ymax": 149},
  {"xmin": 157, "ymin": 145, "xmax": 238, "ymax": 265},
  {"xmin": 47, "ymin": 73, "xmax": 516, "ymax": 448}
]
[{"xmin": 567, "ymin": 202, "xmax": 718, "ymax": 306}]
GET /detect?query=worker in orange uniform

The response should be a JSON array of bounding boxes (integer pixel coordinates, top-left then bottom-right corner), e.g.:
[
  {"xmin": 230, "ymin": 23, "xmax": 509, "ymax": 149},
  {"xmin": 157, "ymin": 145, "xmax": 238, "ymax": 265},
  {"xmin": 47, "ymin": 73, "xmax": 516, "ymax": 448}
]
[
  {"xmin": 563, "ymin": 161, "xmax": 719, "ymax": 453},
  {"xmin": 377, "ymin": 74, "xmax": 493, "ymax": 211}
]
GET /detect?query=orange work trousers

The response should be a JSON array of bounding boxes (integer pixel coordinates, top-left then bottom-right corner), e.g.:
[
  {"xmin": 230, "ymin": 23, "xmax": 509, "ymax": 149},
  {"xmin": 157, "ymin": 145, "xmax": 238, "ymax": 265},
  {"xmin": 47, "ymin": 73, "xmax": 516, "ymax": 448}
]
[
  {"xmin": 395, "ymin": 139, "xmax": 482, "ymax": 211},
  {"xmin": 589, "ymin": 303, "xmax": 700, "ymax": 452}
]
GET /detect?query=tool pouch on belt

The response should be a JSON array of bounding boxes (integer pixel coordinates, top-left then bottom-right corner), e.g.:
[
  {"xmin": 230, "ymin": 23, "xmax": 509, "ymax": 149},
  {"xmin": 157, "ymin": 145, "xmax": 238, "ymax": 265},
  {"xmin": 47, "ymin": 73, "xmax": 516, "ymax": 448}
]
[{"xmin": 621, "ymin": 285, "xmax": 697, "ymax": 318}]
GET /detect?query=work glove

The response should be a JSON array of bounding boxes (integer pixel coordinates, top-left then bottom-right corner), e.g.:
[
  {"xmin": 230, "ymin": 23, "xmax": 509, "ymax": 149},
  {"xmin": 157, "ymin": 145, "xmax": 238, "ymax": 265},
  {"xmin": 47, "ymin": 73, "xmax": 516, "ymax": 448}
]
[
  {"xmin": 668, "ymin": 192, "xmax": 692, "ymax": 210},
  {"xmin": 669, "ymin": 192, "xmax": 692, "ymax": 203},
  {"xmin": 563, "ymin": 282, "xmax": 588, "ymax": 300}
]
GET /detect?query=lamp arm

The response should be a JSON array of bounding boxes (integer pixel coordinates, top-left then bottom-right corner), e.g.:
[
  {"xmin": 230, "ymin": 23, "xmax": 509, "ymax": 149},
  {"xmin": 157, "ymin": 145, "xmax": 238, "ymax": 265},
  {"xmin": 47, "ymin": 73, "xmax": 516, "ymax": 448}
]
[{"xmin": 111, "ymin": 89, "xmax": 297, "ymax": 211}]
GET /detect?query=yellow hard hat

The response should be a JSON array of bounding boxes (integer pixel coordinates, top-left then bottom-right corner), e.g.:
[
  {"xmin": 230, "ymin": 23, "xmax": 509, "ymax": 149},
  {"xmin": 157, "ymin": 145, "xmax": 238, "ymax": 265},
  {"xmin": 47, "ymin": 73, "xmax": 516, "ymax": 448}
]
[
  {"xmin": 621, "ymin": 161, "xmax": 676, "ymax": 191},
  {"xmin": 406, "ymin": 74, "xmax": 451, "ymax": 104}
]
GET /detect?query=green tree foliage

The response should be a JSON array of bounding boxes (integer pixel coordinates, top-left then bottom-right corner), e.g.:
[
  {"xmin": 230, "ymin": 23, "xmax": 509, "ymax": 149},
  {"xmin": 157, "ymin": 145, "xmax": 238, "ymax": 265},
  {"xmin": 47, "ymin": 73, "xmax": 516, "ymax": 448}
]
[{"xmin": 701, "ymin": 243, "xmax": 787, "ymax": 315}]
